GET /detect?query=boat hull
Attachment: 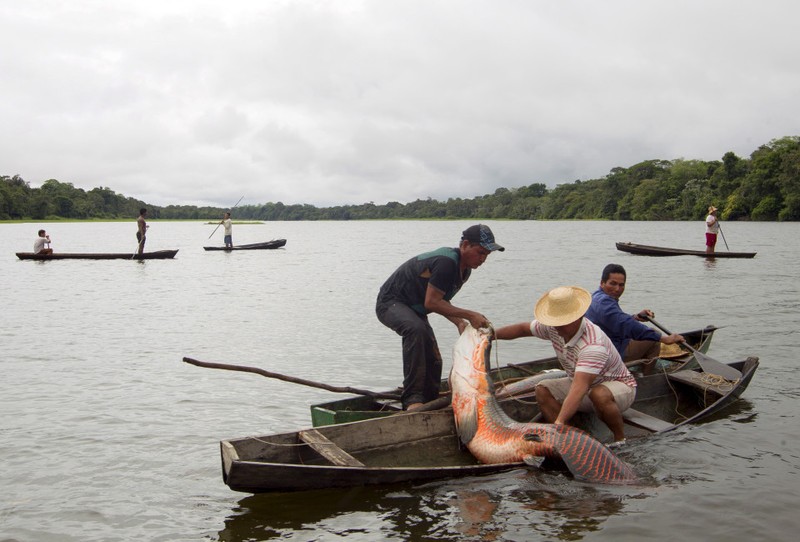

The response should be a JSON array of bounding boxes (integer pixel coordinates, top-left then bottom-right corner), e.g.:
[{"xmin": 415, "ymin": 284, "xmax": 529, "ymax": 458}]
[
  {"xmin": 16, "ymin": 250, "xmax": 178, "ymax": 260},
  {"xmin": 204, "ymin": 239, "xmax": 286, "ymax": 251},
  {"xmin": 221, "ymin": 356, "xmax": 758, "ymax": 493},
  {"xmin": 222, "ymin": 411, "xmax": 520, "ymax": 493},
  {"xmin": 616, "ymin": 242, "xmax": 756, "ymax": 258}
]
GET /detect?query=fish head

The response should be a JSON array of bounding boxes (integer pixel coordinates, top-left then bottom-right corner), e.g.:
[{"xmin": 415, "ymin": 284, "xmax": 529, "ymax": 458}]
[{"xmin": 450, "ymin": 324, "xmax": 494, "ymax": 395}]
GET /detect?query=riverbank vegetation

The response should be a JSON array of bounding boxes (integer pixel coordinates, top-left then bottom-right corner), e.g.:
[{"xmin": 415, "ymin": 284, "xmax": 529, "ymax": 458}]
[{"xmin": 3, "ymin": 136, "xmax": 799, "ymax": 222}]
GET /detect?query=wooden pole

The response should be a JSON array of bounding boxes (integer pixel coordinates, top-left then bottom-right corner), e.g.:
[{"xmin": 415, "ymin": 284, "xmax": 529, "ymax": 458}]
[{"xmin": 182, "ymin": 357, "xmax": 402, "ymax": 400}]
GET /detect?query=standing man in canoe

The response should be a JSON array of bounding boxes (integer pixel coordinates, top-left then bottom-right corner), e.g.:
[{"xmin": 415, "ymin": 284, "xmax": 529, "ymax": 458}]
[
  {"xmin": 34, "ymin": 229, "xmax": 53, "ymax": 255},
  {"xmin": 220, "ymin": 212, "xmax": 233, "ymax": 248},
  {"xmin": 376, "ymin": 224, "xmax": 504, "ymax": 411},
  {"xmin": 494, "ymin": 286, "xmax": 636, "ymax": 445},
  {"xmin": 136, "ymin": 208, "xmax": 148, "ymax": 255},
  {"xmin": 705, "ymin": 205, "xmax": 719, "ymax": 253},
  {"xmin": 584, "ymin": 263, "xmax": 683, "ymax": 367}
]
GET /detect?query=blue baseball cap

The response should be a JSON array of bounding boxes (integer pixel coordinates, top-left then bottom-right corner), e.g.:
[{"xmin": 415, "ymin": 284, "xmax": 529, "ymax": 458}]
[{"xmin": 462, "ymin": 224, "xmax": 504, "ymax": 252}]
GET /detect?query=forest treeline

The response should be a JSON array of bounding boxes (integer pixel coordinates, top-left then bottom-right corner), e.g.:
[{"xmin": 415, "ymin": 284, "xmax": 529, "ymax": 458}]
[{"xmin": 3, "ymin": 136, "xmax": 799, "ymax": 222}]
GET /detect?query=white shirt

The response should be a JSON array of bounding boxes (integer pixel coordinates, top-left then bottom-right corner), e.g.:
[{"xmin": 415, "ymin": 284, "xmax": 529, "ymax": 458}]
[
  {"xmin": 529, "ymin": 317, "xmax": 636, "ymax": 388},
  {"xmin": 33, "ymin": 237, "xmax": 49, "ymax": 253},
  {"xmin": 706, "ymin": 214, "xmax": 719, "ymax": 234}
]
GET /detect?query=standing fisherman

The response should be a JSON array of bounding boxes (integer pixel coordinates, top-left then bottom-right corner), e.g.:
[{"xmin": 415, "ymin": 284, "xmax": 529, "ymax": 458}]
[
  {"xmin": 705, "ymin": 205, "xmax": 719, "ymax": 254},
  {"xmin": 376, "ymin": 224, "xmax": 504, "ymax": 411},
  {"xmin": 220, "ymin": 212, "xmax": 233, "ymax": 248},
  {"xmin": 137, "ymin": 208, "xmax": 148, "ymax": 255}
]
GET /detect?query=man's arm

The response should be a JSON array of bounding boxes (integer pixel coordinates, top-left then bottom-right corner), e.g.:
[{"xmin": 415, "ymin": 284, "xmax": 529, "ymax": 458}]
[
  {"xmin": 494, "ymin": 322, "xmax": 533, "ymax": 340},
  {"xmin": 424, "ymin": 284, "xmax": 489, "ymax": 330},
  {"xmin": 554, "ymin": 371, "xmax": 594, "ymax": 425}
]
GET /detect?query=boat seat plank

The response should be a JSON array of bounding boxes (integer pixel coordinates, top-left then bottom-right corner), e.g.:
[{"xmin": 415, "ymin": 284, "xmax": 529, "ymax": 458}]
[
  {"xmin": 622, "ymin": 408, "xmax": 673, "ymax": 432},
  {"xmin": 667, "ymin": 370, "xmax": 731, "ymax": 395},
  {"xmin": 298, "ymin": 429, "xmax": 365, "ymax": 467}
]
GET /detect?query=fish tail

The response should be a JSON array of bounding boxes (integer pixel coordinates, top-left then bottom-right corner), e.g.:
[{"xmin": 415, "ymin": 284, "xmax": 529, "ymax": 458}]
[{"xmin": 552, "ymin": 426, "xmax": 637, "ymax": 484}]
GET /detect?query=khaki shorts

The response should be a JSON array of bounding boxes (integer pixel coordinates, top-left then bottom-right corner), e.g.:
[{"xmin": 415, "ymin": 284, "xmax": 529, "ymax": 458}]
[{"xmin": 537, "ymin": 377, "xmax": 635, "ymax": 413}]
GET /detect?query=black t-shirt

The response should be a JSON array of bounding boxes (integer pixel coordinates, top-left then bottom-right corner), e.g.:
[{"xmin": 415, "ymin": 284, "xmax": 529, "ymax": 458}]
[{"xmin": 377, "ymin": 247, "xmax": 470, "ymax": 315}]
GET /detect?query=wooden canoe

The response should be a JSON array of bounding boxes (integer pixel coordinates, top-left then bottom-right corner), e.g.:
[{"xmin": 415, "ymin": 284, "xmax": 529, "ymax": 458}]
[
  {"xmin": 220, "ymin": 354, "xmax": 758, "ymax": 493},
  {"xmin": 16, "ymin": 250, "xmax": 179, "ymax": 260},
  {"xmin": 616, "ymin": 242, "xmax": 756, "ymax": 258},
  {"xmin": 204, "ymin": 239, "xmax": 286, "ymax": 251},
  {"xmin": 310, "ymin": 325, "xmax": 719, "ymax": 427}
]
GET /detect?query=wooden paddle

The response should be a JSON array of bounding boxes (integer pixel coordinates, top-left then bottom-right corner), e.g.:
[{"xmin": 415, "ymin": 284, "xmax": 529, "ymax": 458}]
[
  {"xmin": 642, "ymin": 316, "xmax": 742, "ymax": 380},
  {"xmin": 182, "ymin": 357, "xmax": 402, "ymax": 400},
  {"xmin": 718, "ymin": 222, "xmax": 731, "ymax": 251}
]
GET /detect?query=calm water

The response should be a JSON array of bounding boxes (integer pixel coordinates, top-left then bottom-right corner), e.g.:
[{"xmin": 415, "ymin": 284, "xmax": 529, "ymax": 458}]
[{"xmin": 1, "ymin": 220, "xmax": 798, "ymax": 541}]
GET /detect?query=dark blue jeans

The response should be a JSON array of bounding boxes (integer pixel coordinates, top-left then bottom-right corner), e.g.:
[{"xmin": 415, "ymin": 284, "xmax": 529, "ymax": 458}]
[{"xmin": 376, "ymin": 301, "xmax": 443, "ymax": 408}]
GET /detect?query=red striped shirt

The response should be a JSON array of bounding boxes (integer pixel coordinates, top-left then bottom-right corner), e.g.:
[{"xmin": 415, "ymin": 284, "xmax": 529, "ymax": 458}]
[{"xmin": 530, "ymin": 318, "xmax": 636, "ymax": 388}]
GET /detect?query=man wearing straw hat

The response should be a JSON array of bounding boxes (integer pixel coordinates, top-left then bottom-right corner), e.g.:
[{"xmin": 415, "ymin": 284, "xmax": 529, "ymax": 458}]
[
  {"xmin": 705, "ymin": 205, "xmax": 720, "ymax": 253},
  {"xmin": 494, "ymin": 286, "xmax": 635, "ymax": 445}
]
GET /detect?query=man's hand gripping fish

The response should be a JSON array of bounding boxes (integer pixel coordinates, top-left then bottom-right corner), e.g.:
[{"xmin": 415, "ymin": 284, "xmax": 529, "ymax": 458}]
[{"xmin": 450, "ymin": 325, "xmax": 637, "ymax": 484}]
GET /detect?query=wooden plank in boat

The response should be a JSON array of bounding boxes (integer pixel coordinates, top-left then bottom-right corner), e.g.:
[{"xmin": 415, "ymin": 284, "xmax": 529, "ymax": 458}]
[
  {"xmin": 298, "ymin": 429, "xmax": 365, "ymax": 467},
  {"xmin": 667, "ymin": 370, "xmax": 733, "ymax": 395},
  {"xmin": 622, "ymin": 408, "xmax": 674, "ymax": 432}
]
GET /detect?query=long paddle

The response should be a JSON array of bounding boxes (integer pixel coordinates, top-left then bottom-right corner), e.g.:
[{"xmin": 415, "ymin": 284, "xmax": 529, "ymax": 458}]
[
  {"xmin": 208, "ymin": 195, "xmax": 245, "ymax": 240},
  {"xmin": 182, "ymin": 357, "xmax": 402, "ymax": 400},
  {"xmin": 718, "ymin": 222, "xmax": 731, "ymax": 251},
  {"xmin": 642, "ymin": 316, "xmax": 741, "ymax": 380}
]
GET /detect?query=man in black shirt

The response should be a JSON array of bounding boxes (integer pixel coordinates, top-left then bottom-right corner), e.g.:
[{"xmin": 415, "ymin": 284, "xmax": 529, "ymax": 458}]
[{"xmin": 376, "ymin": 224, "xmax": 504, "ymax": 410}]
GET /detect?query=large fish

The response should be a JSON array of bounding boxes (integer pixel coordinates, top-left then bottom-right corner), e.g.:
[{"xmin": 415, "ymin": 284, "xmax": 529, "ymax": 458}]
[{"xmin": 450, "ymin": 325, "xmax": 638, "ymax": 484}]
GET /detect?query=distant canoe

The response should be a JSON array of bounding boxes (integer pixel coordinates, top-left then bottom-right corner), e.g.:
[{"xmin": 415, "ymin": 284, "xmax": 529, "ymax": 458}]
[
  {"xmin": 616, "ymin": 242, "xmax": 756, "ymax": 258},
  {"xmin": 204, "ymin": 239, "xmax": 286, "ymax": 251},
  {"xmin": 16, "ymin": 250, "xmax": 179, "ymax": 261}
]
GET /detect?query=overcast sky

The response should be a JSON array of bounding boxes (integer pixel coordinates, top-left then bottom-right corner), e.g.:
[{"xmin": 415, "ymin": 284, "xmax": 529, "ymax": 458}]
[{"xmin": 1, "ymin": 1, "xmax": 798, "ymax": 208}]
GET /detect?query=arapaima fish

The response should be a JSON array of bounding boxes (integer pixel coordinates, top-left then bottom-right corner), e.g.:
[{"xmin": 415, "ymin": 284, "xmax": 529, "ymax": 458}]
[{"xmin": 449, "ymin": 325, "xmax": 638, "ymax": 484}]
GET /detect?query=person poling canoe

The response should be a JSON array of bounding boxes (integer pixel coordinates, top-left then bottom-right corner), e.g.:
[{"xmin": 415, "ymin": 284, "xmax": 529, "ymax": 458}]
[
  {"xmin": 208, "ymin": 196, "xmax": 244, "ymax": 243},
  {"xmin": 136, "ymin": 208, "xmax": 149, "ymax": 256},
  {"xmin": 219, "ymin": 212, "xmax": 233, "ymax": 248},
  {"xmin": 705, "ymin": 205, "xmax": 720, "ymax": 253}
]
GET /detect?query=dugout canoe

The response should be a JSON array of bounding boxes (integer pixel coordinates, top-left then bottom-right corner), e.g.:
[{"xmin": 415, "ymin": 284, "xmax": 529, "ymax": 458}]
[
  {"xmin": 203, "ymin": 239, "xmax": 286, "ymax": 251},
  {"xmin": 220, "ymin": 353, "xmax": 758, "ymax": 493},
  {"xmin": 16, "ymin": 250, "xmax": 179, "ymax": 260},
  {"xmin": 616, "ymin": 242, "xmax": 756, "ymax": 258},
  {"xmin": 310, "ymin": 325, "xmax": 719, "ymax": 427}
]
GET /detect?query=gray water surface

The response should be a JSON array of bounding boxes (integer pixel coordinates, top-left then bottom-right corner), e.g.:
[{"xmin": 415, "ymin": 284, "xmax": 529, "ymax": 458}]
[{"xmin": 1, "ymin": 220, "xmax": 797, "ymax": 541}]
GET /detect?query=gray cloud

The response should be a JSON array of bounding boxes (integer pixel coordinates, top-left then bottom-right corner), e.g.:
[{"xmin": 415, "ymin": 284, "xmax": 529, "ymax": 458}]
[{"xmin": 1, "ymin": 0, "xmax": 798, "ymax": 207}]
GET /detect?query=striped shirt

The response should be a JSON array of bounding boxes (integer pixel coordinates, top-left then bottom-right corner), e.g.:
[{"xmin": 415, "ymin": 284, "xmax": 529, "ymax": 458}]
[{"xmin": 529, "ymin": 318, "xmax": 636, "ymax": 389}]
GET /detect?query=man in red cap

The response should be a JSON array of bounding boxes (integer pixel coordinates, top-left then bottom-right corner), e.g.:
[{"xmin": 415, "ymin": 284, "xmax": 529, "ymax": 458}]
[{"xmin": 376, "ymin": 224, "xmax": 504, "ymax": 411}]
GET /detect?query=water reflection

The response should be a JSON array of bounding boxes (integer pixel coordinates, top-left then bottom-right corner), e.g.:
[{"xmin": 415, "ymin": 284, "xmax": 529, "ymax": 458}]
[{"xmin": 216, "ymin": 468, "xmax": 644, "ymax": 541}]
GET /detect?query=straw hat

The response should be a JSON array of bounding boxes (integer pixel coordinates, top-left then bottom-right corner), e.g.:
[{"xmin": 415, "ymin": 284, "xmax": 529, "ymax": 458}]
[
  {"xmin": 659, "ymin": 342, "xmax": 686, "ymax": 359},
  {"xmin": 708, "ymin": 205, "xmax": 718, "ymax": 213},
  {"xmin": 534, "ymin": 286, "xmax": 591, "ymax": 326}
]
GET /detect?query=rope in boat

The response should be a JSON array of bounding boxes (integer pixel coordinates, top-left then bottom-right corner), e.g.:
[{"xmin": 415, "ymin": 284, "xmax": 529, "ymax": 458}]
[
  {"xmin": 661, "ymin": 363, "xmax": 690, "ymax": 425},
  {"xmin": 699, "ymin": 372, "xmax": 738, "ymax": 391}
]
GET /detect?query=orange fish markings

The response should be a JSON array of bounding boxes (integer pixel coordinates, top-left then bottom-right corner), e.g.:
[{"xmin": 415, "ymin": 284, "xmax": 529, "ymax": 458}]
[{"xmin": 449, "ymin": 325, "xmax": 638, "ymax": 484}]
